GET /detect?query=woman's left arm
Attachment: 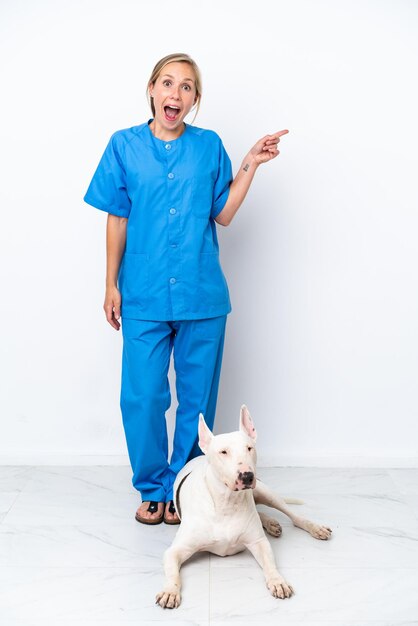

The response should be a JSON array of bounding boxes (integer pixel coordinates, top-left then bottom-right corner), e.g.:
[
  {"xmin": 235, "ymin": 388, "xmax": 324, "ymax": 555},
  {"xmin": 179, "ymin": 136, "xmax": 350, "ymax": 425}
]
[{"xmin": 215, "ymin": 129, "xmax": 289, "ymax": 226}]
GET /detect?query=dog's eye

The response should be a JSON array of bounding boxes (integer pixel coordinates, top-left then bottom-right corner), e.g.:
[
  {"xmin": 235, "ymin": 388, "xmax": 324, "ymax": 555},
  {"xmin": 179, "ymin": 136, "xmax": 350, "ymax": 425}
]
[
  {"xmin": 220, "ymin": 450, "xmax": 227, "ymax": 454},
  {"xmin": 247, "ymin": 447, "xmax": 253, "ymax": 452}
]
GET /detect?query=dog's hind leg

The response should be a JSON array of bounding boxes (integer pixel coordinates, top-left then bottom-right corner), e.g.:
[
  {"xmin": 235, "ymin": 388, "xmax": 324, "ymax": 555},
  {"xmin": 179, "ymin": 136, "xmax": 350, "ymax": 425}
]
[
  {"xmin": 258, "ymin": 511, "xmax": 282, "ymax": 537},
  {"xmin": 253, "ymin": 480, "xmax": 332, "ymax": 540}
]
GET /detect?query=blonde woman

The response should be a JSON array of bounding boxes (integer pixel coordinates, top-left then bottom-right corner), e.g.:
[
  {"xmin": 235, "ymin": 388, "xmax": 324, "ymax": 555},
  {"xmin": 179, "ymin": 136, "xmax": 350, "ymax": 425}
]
[{"xmin": 84, "ymin": 52, "xmax": 288, "ymax": 525}]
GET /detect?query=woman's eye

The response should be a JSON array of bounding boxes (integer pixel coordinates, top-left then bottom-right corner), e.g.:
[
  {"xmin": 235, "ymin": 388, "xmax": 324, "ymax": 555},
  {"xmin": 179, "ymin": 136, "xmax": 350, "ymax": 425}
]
[
  {"xmin": 183, "ymin": 84, "xmax": 191, "ymax": 91},
  {"xmin": 163, "ymin": 80, "xmax": 171, "ymax": 87}
]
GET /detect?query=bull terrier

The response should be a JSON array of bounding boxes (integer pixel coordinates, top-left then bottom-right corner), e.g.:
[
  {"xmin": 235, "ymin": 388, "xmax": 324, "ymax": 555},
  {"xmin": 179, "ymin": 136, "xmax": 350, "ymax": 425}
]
[{"xmin": 155, "ymin": 404, "xmax": 332, "ymax": 609}]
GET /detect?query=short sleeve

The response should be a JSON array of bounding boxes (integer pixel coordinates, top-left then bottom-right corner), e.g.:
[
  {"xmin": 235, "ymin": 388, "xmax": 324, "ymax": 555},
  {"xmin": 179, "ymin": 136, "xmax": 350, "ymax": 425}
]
[
  {"xmin": 83, "ymin": 133, "xmax": 131, "ymax": 218},
  {"xmin": 211, "ymin": 137, "xmax": 233, "ymax": 219}
]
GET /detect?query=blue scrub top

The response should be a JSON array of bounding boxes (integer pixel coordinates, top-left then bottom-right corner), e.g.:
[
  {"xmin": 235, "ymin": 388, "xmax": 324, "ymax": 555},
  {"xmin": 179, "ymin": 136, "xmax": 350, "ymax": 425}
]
[{"xmin": 84, "ymin": 119, "xmax": 233, "ymax": 321}]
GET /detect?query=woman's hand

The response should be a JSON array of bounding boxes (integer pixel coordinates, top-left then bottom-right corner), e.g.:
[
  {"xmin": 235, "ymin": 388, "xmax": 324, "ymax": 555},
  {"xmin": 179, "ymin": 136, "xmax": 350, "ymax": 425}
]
[
  {"xmin": 104, "ymin": 285, "xmax": 122, "ymax": 330},
  {"xmin": 249, "ymin": 129, "xmax": 289, "ymax": 165}
]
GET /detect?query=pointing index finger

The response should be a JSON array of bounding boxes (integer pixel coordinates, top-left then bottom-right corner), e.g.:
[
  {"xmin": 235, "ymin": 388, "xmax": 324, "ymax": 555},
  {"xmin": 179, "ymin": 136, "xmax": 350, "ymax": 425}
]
[{"xmin": 264, "ymin": 130, "xmax": 290, "ymax": 144}]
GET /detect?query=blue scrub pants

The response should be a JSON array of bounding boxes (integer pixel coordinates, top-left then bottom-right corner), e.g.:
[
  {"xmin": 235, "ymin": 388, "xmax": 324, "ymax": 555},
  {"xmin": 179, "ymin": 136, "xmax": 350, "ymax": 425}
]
[{"xmin": 120, "ymin": 315, "xmax": 227, "ymax": 503}]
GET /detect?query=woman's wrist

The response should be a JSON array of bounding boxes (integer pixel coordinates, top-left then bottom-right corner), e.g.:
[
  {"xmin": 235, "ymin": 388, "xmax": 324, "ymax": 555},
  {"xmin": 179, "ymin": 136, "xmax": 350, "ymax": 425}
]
[{"xmin": 241, "ymin": 152, "xmax": 259, "ymax": 172}]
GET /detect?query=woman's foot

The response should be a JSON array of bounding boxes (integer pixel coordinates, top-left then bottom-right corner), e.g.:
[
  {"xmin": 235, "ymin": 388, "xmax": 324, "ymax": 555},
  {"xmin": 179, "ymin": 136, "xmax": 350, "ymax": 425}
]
[
  {"xmin": 164, "ymin": 500, "xmax": 180, "ymax": 524},
  {"xmin": 135, "ymin": 501, "xmax": 164, "ymax": 525}
]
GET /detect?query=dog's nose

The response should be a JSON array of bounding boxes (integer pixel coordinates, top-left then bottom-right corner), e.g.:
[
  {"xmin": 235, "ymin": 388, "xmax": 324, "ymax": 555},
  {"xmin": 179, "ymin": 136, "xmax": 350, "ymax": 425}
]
[{"xmin": 240, "ymin": 471, "xmax": 254, "ymax": 485}]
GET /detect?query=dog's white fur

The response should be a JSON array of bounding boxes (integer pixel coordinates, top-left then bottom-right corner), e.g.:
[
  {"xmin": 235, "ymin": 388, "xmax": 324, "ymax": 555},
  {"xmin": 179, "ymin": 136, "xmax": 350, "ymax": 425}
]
[{"xmin": 156, "ymin": 405, "xmax": 332, "ymax": 609}]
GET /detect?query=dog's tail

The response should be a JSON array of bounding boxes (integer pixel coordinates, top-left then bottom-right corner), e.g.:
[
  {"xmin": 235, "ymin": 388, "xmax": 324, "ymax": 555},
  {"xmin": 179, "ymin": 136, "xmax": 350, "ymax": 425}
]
[{"xmin": 283, "ymin": 497, "xmax": 304, "ymax": 505}]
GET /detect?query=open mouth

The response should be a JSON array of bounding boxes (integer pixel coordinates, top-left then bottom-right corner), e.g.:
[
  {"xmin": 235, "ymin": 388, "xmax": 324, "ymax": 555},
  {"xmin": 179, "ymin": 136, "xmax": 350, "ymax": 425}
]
[{"xmin": 164, "ymin": 105, "xmax": 181, "ymax": 121}]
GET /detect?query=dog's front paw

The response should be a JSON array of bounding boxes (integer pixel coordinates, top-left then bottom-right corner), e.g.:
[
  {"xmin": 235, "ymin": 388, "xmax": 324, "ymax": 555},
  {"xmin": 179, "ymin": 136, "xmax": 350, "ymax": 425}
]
[
  {"xmin": 155, "ymin": 588, "xmax": 181, "ymax": 609},
  {"xmin": 266, "ymin": 577, "xmax": 294, "ymax": 599},
  {"xmin": 309, "ymin": 523, "xmax": 333, "ymax": 540}
]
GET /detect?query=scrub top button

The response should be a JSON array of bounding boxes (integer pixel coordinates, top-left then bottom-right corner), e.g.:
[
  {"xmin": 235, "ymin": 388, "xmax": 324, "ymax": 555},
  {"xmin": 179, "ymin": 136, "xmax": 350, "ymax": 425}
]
[
  {"xmin": 169, "ymin": 208, "xmax": 176, "ymax": 215},
  {"xmin": 165, "ymin": 143, "xmax": 171, "ymax": 150},
  {"xmin": 169, "ymin": 277, "xmax": 176, "ymax": 284},
  {"xmin": 168, "ymin": 172, "xmax": 174, "ymax": 179}
]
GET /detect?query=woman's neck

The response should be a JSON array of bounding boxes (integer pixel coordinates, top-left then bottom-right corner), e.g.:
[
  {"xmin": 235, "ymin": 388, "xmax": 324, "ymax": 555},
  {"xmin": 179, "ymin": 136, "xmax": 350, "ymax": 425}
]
[{"xmin": 149, "ymin": 118, "xmax": 185, "ymax": 141}]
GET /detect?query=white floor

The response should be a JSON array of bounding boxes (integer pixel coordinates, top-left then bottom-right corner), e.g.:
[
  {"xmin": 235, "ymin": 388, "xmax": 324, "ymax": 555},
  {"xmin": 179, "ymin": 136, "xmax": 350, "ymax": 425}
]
[{"xmin": 1, "ymin": 465, "xmax": 418, "ymax": 625}]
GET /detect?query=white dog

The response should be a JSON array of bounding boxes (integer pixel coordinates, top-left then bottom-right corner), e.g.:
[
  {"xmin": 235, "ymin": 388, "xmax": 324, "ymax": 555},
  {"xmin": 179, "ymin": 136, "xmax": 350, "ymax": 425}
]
[{"xmin": 156, "ymin": 405, "xmax": 332, "ymax": 609}]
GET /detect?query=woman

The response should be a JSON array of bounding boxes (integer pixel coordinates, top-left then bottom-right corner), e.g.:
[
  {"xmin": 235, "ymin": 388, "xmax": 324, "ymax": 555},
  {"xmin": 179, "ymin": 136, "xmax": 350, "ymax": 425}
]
[{"xmin": 84, "ymin": 52, "xmax": 288, "ymax": 525}]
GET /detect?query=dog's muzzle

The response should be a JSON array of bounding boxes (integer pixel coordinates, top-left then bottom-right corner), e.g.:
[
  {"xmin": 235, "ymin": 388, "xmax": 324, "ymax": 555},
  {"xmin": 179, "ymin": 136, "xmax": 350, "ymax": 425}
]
[{"xmin": 235, "ymin": 470, "xmax": 256, "ymax": 490}]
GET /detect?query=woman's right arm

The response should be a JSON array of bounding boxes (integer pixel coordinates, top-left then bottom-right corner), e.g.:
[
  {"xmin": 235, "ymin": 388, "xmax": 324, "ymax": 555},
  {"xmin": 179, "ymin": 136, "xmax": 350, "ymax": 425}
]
[{"xmin": 104, "ymin": 214, "xmax": 128, "ymax": 330}]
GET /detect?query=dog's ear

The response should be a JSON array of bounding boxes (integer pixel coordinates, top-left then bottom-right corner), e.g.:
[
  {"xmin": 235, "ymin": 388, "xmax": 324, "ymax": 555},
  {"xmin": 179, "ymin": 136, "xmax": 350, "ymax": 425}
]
[
  {"xmin": 198, "ymin": 412, "xmax": 214, "ymax": 454},
  {"xmin": 239, "ymin": 404, "xmax": 257, "ymax": 441}
]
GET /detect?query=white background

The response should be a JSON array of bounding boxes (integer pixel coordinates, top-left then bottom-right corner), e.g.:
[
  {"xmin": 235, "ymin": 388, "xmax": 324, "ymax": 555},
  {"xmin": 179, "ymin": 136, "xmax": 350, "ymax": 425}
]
[{"xmin": 0, "ymin": 0, "xmax": 417, "ymax": 466}]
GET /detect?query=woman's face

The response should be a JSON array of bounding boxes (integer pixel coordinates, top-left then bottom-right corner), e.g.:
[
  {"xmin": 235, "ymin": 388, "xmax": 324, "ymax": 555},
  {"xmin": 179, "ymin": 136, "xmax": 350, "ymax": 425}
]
[{"xmin": 149, "ymin": 62, "xmax": 197, "ymax": 133}]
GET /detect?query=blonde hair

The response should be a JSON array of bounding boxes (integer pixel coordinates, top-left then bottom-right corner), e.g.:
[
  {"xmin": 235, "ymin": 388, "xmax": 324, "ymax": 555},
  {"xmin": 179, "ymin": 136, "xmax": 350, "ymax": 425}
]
[{"xmin": 146, "ymin": 53, "xmax": 202, "ymax": 125}]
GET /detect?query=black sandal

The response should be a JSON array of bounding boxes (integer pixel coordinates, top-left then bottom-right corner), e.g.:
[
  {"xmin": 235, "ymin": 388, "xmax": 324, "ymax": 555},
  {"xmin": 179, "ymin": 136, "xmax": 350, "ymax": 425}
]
[
  {"xmin": 135, "ymin": 500, "xmax": 164, "ymax": 525},
  {"xmin": 164, "ymin": 499, "xmax": 181, "ymax": 525}
]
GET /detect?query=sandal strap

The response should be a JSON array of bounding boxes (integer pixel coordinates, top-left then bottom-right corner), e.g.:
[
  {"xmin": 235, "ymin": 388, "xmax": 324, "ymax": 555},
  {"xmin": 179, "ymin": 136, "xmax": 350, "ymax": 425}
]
[
  {"xmin": 147, "ymin": 501, "xmax": 159, "ymax": 513},
  {"xmin": 167, "ymin": 500, "xmax": 176, "ymax": 514}
]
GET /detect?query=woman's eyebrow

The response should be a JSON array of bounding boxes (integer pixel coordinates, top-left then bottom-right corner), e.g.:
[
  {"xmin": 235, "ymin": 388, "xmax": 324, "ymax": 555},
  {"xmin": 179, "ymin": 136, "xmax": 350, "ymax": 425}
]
[{"xmin": 161, "ymin": 73, "xmax": 194, "ymax": 83}]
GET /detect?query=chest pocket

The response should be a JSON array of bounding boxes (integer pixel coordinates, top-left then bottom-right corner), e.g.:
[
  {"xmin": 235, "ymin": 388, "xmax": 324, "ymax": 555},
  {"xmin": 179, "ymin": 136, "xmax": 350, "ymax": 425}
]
[{"xmin": 192, "ymin": 174, "xmax": 215, "ymax": 219}]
